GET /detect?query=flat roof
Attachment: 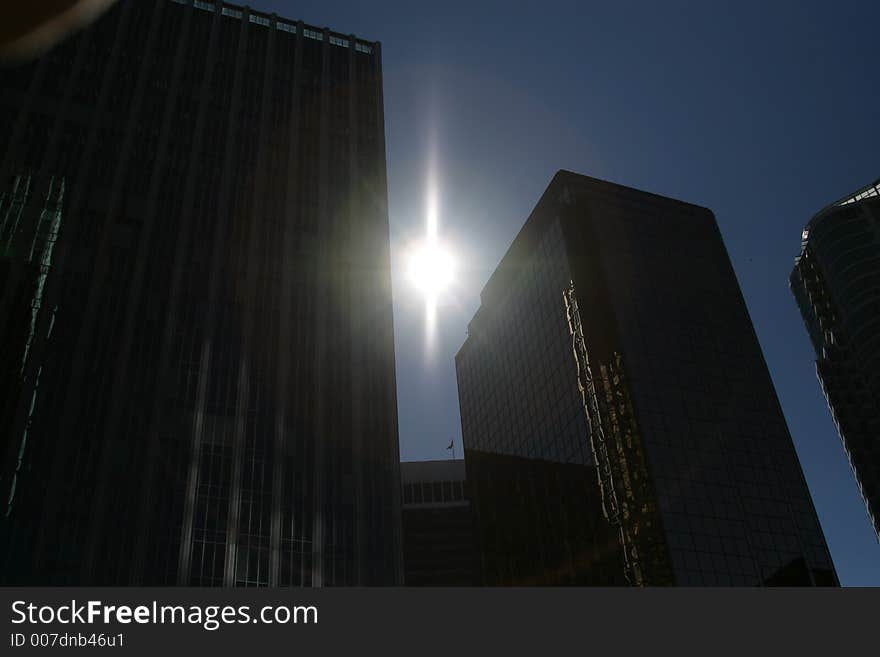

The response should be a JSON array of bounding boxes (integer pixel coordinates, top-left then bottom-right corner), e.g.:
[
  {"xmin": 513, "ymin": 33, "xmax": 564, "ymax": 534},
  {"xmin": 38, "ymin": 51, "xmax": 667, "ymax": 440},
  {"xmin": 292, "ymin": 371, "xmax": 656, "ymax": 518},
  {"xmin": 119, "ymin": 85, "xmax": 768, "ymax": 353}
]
[
  {"xmin": 456, "ymin": 170, "xmax": 712, "ymax": 361},
  {"xmin": 171, "ymin": 0, "xmax": 379, "ymax": 46}
]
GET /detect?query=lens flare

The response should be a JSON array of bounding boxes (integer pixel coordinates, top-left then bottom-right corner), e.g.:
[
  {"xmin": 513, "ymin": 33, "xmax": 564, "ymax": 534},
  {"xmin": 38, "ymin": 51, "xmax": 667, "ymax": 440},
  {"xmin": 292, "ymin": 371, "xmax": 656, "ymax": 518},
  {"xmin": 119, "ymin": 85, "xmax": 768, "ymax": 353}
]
[
  {"xmin": 408, "ymin": 132, "xmax": 457, "ymax": 357},
  {"xmin": 406, "ymin": 239, "xmax": 455, "ymax": 297}
]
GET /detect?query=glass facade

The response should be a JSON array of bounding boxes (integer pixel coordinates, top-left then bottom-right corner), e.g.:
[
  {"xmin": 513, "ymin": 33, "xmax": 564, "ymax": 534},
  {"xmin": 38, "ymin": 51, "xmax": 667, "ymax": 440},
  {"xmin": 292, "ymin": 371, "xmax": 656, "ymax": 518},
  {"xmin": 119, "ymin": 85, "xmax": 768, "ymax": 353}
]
[
  {"xmin": 457, "ymin": 218, "xmax": 589, "ymax": 466},
  {"xmin": 0, "ymin": 0, "xmax": 402, "ymax": 586},
  {"xmin": 456, "ymin": 171, "xmax": 838, "ymax": 586},
  {"xmin": 790, "ymin": 178, "xmax": 880, "ymax": 539}
]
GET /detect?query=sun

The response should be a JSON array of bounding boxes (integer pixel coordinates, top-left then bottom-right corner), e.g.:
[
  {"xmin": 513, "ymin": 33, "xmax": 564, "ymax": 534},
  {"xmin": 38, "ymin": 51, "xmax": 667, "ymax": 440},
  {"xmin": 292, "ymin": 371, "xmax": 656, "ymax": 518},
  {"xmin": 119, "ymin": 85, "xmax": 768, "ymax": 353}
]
[{"xmin": 406, "ymin": 239, "xmax": 455, "ymax": 298}]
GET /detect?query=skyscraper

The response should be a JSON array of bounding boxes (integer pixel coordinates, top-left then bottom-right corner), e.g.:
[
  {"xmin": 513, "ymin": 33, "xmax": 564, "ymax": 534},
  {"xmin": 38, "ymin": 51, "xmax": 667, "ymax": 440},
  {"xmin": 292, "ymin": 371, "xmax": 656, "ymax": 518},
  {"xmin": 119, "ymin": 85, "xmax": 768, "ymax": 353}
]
[
  {"xmin": 456, "ymin": 170, "xmax": 837, "ymax": 586},
  {"xmin": 790, "ymin": 177, "xmax": 880, "ymax": 540},
  {"xmin": 0, "ymin": 0, "xmax": 403, "ymax": 585}
]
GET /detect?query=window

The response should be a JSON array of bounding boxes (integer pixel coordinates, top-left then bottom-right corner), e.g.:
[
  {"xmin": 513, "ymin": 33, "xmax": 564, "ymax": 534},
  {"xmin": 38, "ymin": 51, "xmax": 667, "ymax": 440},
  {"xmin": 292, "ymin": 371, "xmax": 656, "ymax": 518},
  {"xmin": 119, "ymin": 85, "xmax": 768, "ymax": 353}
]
[
  {"xmin": 355, "ymin": 43, "xmax": 372, "ymax": 54},
  {"xmin": 277, "ymin": 22, "xmax": 296, "ymax": 33},
  {"xmin": 303, "ymin": 28, "xmax": 322, "ymax": 41},
  {"xmin": 249, "ymin": 14, "xmax": 270, "ymax": 26},
  {"xmin": 194, "ymin": 0, "xmax": 213, "ymax": 11},
  {"xmin": 329, "ymin": 36, "xmax": 349, "ymax": 48},
  {"xmin": 221, "ymin": 7, "xmax": 242, "ymax": 18}
]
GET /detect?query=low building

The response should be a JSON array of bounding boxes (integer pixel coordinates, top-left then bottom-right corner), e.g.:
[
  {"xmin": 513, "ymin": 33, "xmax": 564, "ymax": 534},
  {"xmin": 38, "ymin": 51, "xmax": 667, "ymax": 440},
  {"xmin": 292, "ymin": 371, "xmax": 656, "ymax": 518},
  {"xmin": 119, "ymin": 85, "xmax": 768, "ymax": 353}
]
[{"xmin": 401, "ymin": 460, "xmax": 479, "ymax": 586}]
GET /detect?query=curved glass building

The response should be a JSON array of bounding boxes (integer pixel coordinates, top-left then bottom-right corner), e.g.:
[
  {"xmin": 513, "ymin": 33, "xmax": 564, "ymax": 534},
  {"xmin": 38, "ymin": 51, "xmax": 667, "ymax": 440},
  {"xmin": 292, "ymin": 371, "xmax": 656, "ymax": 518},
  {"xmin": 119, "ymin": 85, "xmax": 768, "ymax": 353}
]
[{"xmin": 790, "ymin": 177, "xmax": 880, "ymax": 539}]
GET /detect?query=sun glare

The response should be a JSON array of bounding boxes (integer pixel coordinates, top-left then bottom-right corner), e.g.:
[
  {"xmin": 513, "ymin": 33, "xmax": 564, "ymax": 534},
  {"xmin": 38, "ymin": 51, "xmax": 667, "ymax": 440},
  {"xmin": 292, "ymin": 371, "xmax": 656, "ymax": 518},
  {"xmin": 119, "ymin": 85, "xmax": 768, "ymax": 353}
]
[
  {"xmin": 409, "ymin": 145, "xmax": 457, "ymax": 354},
  {"xmin": 407, "ymin": 239, "xmax": 455, "ymax": 297}
]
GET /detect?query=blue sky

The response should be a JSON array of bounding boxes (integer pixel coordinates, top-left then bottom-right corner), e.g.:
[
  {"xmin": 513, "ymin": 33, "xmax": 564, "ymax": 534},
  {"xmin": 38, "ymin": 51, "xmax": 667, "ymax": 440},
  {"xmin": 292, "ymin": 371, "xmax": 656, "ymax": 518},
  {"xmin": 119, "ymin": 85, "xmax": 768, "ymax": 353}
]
[{"xmin": 255, "ymin": 0, "xmax": 880, "ymax": 585}]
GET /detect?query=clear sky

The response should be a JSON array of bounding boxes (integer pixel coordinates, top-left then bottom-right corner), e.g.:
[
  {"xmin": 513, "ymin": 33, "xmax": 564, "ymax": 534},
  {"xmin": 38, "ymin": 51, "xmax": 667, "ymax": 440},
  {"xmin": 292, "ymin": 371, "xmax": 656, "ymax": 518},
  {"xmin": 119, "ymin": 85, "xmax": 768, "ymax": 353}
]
[{"xmin": 255, "ymin": 0, "xmax": 880, "ymax": 585}]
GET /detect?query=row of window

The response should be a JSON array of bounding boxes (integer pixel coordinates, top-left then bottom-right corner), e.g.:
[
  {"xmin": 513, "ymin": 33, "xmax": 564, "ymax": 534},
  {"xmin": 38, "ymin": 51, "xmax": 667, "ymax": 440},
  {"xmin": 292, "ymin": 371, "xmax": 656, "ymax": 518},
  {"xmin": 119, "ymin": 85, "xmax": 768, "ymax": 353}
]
[
  {"xmin": 170, "ymin": 0, "xmax": 373, "ymax": 53},
  {"xmin": 836, "ymin": 181, "xmax": 879, "ymax": 207},
  {"xmin": 403, "ymin": 480, "xmax": 466, "ymax": 506}
]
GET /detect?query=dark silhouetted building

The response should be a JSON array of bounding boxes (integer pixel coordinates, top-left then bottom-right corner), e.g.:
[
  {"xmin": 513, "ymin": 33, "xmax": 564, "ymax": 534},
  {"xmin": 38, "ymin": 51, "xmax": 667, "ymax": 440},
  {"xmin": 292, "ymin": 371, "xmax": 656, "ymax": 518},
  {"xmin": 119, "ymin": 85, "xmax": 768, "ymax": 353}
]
[
  {"xmin": 401, "ymin": 460, "xmax": 478, "ymax": 585},
  {"xmin": 456, "ymin": 171, "xmax": 838, "ymax": 586},
  {"xmin": 0, "ymin": 0, "xmax": 402, "ymax": 585},
  {"xmin": 790, "ymin": 177, "xmax": 880, "ymax": 540}
]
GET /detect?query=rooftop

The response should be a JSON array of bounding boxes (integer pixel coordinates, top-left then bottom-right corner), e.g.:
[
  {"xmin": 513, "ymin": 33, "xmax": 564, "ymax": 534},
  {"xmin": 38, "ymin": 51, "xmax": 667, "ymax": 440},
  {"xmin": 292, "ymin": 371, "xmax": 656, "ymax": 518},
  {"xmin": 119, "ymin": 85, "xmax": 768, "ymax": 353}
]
[
  {"xmin": 169, "ymin": 0, "xmax": 378, "ymax": 51},
  {"xmin": 456, "ymin": 170, "xmax": 713, "ymax": 360},
  {"xmin": 799, "ymin": 175, "xmax": 880, "ymax": 250}
]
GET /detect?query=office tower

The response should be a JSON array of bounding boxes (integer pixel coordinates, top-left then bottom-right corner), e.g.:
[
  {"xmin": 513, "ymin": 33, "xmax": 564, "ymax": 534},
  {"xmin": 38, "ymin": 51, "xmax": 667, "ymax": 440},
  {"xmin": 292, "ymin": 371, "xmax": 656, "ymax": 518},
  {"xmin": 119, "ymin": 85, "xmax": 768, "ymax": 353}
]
[
  {"xmin": 456, "ymin": 170, "xmax": 837, "ymax": 586},
  {"xmin": 0, "ymin": 0, "xmax": 402, "ymax": 586},
  {"xmin": 400, "ymin": 460, "xmax": 478, "ymax": 586},
  {"xmin": 790, "ymin": 177, "xmax": 880, "ymax": 539}
]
